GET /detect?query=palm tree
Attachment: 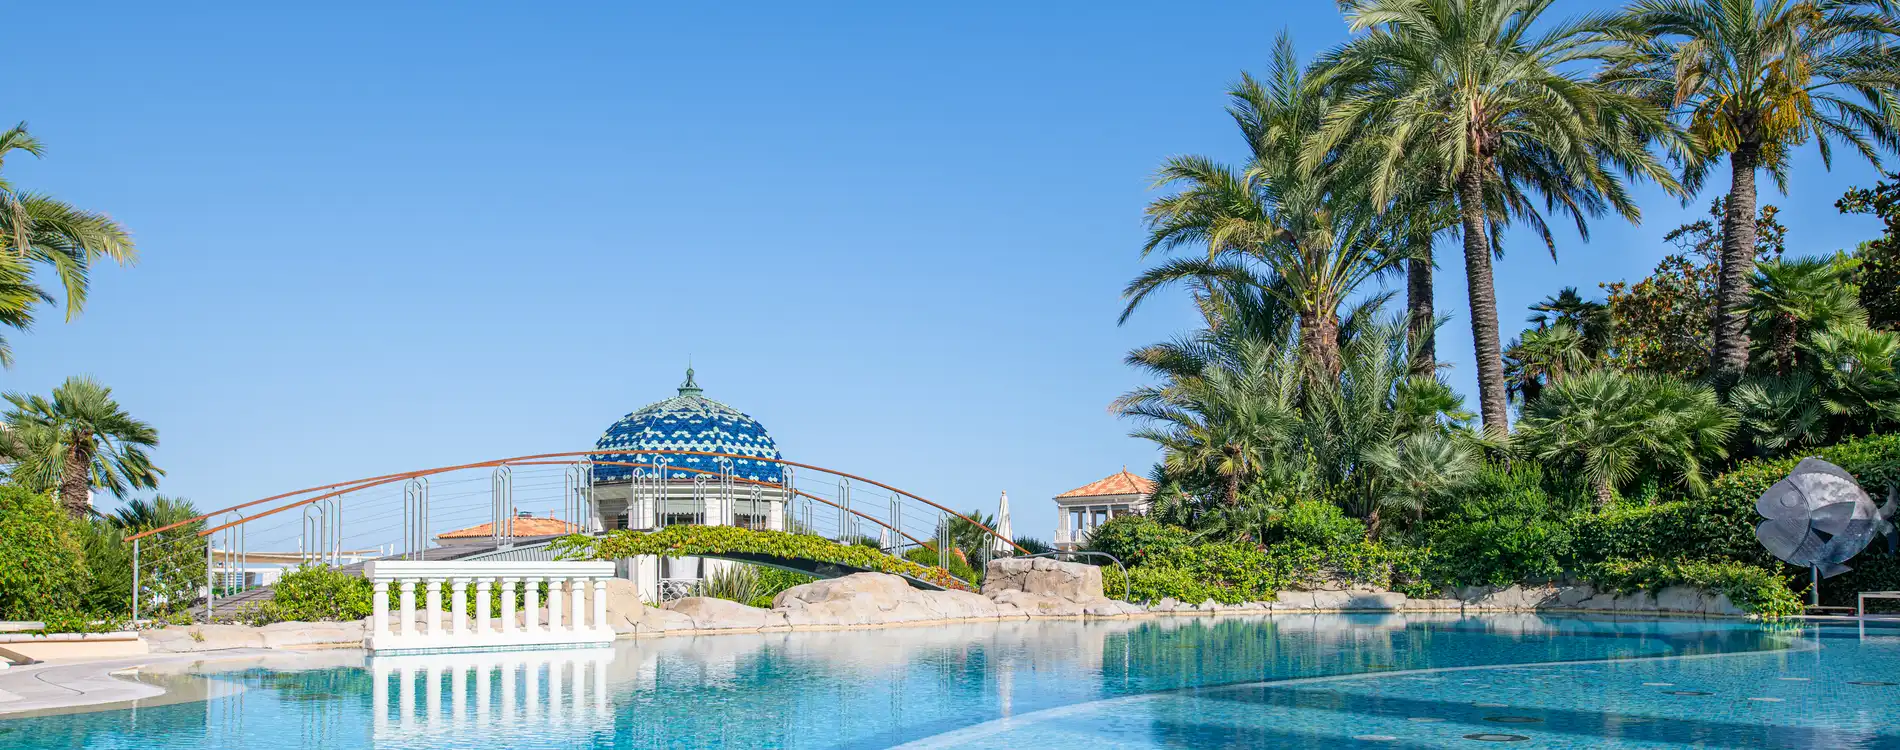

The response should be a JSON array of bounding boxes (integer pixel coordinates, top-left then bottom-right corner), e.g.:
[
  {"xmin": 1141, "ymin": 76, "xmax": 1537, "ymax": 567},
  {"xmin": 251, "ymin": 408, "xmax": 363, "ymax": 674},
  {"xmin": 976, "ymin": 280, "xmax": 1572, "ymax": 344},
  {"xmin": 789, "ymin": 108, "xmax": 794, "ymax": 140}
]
[
  {"xmin": 1116, "ymin": 337, "xmax": 1301, "ymax": 507},
  {"xmin": 1528, "ymin": 287, "xmax": 1614, "ymax": 359},
  {"xmin": 1125, "ymin": 35, "xmax": 1402, "ymax": 380},
  {"xmin": 108, "ymin": 495, "xmax": 200, "ymax": 531},
  {"xmin": 1, "ymin": 376, "xmax": 161, "ymax": 516},
  {"xmin": 1607, "ymin": 0, "xmax": 1900, "ymax": 383},
  {"xmin": 1517, "ymin": 369, "xmax": 1737, "ymax": 506},
  {"xmin": 1316, "ymin": 0, "xmax": 1683, "ymax": 436},
  {"xmin": 1804, "ymin": 321, "xmax": 1900, "ymax": 429},
  {"xmin": 1506, "ymin": 323, "xmax": 1592, "ymax": 403},
  {"xmin": 0, "ymin": 123, "xmax": 138, "ymax": 324},
  {"xmin": 1748, "ymin": 254, "xmax": 1865, "ymax": 374},
  {"xmin": 1365, "ymin": 431, "xmax": 1479, "ymax": 536},
  {"xmin": 0, "ymin": 257, "xmax": 51, "ymax": 368}
]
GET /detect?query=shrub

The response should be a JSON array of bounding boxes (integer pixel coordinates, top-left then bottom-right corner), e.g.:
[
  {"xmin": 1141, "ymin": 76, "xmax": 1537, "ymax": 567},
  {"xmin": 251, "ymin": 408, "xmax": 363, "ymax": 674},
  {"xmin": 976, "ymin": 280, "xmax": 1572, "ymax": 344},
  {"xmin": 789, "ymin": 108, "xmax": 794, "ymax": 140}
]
[
  {"xmin": 239, "ymin": 565, "xmax": 373, "ymax": 625},
  {"xmin": 903, "ymin": 545, "xmax": 980, "ymax": 585},
  {"xmin": 0, "ymin": 484, "xmax": 87, "ymax": 621},
  {"xmin": 559, "ymin": 526, "xmax": 974, "ymax": 591},
  {"xmin": 74, "ymin": 519, "xmax": 134, "ymax": 616},
  {"xmin": 1269, "ymin": 499, "xmax": 1366, "ymax": 547},
  {"xmin": 1083, "ymin": 515, "xmax": 1191, "ymax": 566},
  {"xmin": 1583, "ymin": 557, "xmax": 1802, "ymax": 619},
  {"xmin": 1426, "ymin": 464, "xmax": 1576, "ymax": 587},
  {"xmin": 1099, "ymin": 540, "xmax": 1432, "ymax": 603}
]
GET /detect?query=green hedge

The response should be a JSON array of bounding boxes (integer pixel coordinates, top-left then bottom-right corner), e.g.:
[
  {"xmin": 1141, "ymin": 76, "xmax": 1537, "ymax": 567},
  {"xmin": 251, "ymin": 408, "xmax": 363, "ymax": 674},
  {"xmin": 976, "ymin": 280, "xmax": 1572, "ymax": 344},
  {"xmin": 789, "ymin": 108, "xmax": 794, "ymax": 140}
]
[
  {"xmin": 1082, "ymin": 515, "xmax": 1191, "ymax": 566},
  {"xmin": 1101, "ymin": 541, "xmax": 1432, "ymax": 604},
  {"xmin": 238, "ymin": 565, "xmax": 373, "ymax": 625},
  {"xmin": 0, "ymin": 485, "xmax": 88, "ymax": 622},
  {"xmin": 556, "ymin": 526, "xmax": 974, "ymax": 591},
  {"xmin": 1583, "ymin": 557, "xmax": 1802, "ymax": 619}
]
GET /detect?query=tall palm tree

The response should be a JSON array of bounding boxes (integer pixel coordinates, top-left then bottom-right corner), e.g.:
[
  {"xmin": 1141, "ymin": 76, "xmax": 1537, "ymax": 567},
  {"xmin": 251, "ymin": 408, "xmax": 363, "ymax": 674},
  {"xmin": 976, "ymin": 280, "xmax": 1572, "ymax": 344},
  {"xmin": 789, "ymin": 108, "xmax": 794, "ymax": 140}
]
[
  {"xmin": 1517, "ymin": 369, "xmax": 1737, "ymax": 506},
  {"xmin": 0, "ymin": 123, "xmax": 138, "ymax": 324},
  {"xmin": 1528, "ymin": 287, "xmax": 1614, "ymax": 359},
  {"xmin": 1607, "ymin": 0, "xmax": 1900, "ymax": 383},
  {"xmin": 1316, "ymin": 0, "xmax": 1683, "ymax": 436},
  {"xmin": 1125, "ymin": 35, "xmax": 1402, "ymax": 380},
  {"xmin": 1, "ymin": 376, "xmax": 161, "ymax": 516},
  {"xmin": 108, "ymin": 494, "xmax": 200, "ymax": 531},
  {"xmin": 1748, "ymin": 254, "xmax": 1865, "ymax": 374}
]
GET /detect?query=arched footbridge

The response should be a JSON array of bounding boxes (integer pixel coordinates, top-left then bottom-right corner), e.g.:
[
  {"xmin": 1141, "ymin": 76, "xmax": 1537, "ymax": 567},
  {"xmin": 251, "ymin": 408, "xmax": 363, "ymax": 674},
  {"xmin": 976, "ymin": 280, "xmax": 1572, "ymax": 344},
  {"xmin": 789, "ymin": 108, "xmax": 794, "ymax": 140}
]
[{"xmin": 126, "ymin": 451, "xmax": 1021, "ymax": 621}]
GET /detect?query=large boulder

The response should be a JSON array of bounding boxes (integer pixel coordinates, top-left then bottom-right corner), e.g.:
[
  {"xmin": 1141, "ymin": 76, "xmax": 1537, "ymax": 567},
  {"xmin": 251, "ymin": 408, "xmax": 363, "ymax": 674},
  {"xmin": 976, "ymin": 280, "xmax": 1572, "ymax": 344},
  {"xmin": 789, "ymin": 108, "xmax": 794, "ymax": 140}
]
[
  {"xmin": 664, "ymin": 597, "xmax": 786, "ymax": 631},
  {"xmin": 774, "ymin": 572, "xmax": 1003, "ymax": 626},
  {"xmin": 983, "ymin": 557, "xmax": 1104, "ymax": 602},
  {"xmin": 257, "ymin": 620, "xmax": 364, "ymax": 649}
]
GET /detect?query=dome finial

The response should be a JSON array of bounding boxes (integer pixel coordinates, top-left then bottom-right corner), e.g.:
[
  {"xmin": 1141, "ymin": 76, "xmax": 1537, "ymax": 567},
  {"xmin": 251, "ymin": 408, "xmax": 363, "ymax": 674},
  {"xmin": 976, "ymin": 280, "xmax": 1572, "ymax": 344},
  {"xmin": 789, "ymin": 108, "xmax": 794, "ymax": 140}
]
[{"xmin": 678, "ymin": 362, "xmax": 703, "ymax": 396}]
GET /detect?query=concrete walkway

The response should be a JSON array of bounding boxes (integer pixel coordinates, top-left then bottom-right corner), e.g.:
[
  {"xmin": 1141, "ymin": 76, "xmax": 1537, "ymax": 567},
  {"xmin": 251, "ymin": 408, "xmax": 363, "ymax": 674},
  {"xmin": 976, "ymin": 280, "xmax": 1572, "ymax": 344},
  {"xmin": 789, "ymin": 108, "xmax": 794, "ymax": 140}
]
[{"xmin": 0, "ymin": 649, "xmax": 288, "ymax": 718}]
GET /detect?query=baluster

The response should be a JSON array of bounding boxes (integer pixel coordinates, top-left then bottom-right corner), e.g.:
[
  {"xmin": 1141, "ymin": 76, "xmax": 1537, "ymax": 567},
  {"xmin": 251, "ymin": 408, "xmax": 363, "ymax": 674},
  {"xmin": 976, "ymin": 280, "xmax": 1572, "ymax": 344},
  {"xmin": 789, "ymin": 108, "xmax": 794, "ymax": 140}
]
[
  {"xmin": 571, "ymin": 576, "xmax": 587, "ymax": 631},
  {"xmin": 372, "ymin": 580, "xmax": 390, "ymax": 641},
  {"xmin": 547, "ymin": 577, "xmax": 565, "ymax": 632},
  {"xmin": 451, "ymin": 578, "xmax": 469, "ymax": 637},
  {"xmin": 477, "ymin": 579, "xmax": 493, "ymax": 635},
  {"xmin": 593, "ymin": 578, "xmax": 609, "ymax": 633},
  {"xmin": 399, "ymin": 579, "xmax": 417, "ymax": 637},
  {"xmin": 524, "ymin": 578, "xmax": 541, "ymax": 634},
  {"xmin": 501, "ymin": 579, "xmax": 518, "ymax": 635},
  {"xmin": 425, "ymin": 577, "xmax": 444, "ymax": 636}
]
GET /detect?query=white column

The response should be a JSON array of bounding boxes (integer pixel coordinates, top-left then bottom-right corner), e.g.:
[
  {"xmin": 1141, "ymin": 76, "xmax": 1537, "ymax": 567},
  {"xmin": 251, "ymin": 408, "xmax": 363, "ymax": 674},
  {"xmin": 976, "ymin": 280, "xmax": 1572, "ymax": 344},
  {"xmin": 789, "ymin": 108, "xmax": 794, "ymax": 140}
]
[
  {"xmin": 636, "ymin": 556, "xmax": 659, "ymax": 605},
  {"xmin": 767, "ymin": 500, "xmax": 785, "ymax": 531},
  {"xmin": 523, "ymin": 578, "xmax": 541, "ymax": 634},
  {"xmin": 705, "ymin": 491, "xmax": 721, "ymax": 526},
  {"xmin": 476, "ymin": 579, "xmax": 492, "ymax": 635},
  {"xmin": 425, "ymin": 577, "xmax": 444, "ymax": 635},
  {"xmin": 451, "ymin": 578, "xmax": 469, "ymax": 637},
  {"xmin": 399, "ymin": 579, "xmax": 417, "ymax": 637},
  {"xmin": 572, "ymin": 577, "xmax": 588, "ymax": 631},
  {"xmin": 501, "ymin": 579, "xmax": 518, "ymax": 635},
  {"xmin": 547, "ymin": 577, "xmax": 565, "ymax": 632},
  {"xmin": 593, "ymin": 578, "xmax": 608, "ymax": 633},
  {"xmin": 372, "ymin": 580, "xmax": 390, "ymax": 640}
]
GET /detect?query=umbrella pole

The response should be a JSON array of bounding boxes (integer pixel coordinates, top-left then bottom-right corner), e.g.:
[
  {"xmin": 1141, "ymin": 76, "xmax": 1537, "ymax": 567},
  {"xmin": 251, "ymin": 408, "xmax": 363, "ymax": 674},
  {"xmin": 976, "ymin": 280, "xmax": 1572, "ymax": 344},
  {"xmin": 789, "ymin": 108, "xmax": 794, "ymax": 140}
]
[{"xmin": 1812, "ymin": 566, "xmax": 1821, "ymax": 607}]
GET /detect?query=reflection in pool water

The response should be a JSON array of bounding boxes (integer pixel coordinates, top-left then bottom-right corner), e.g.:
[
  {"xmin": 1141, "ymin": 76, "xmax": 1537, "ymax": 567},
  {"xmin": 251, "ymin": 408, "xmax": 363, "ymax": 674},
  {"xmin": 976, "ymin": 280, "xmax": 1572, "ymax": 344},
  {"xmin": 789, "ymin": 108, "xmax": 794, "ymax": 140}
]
[{"xmin": 9, "ymin": 614, "xmax": 1894, "ymax": 749}]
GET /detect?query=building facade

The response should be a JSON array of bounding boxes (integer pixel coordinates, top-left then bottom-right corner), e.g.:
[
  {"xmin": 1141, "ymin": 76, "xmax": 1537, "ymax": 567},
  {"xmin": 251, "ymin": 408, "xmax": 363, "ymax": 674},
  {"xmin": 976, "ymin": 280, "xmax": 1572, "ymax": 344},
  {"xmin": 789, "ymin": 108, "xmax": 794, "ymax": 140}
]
[{"xmin": 1052, "ymin": 469, "xmax": 1155, "ymax": 551}]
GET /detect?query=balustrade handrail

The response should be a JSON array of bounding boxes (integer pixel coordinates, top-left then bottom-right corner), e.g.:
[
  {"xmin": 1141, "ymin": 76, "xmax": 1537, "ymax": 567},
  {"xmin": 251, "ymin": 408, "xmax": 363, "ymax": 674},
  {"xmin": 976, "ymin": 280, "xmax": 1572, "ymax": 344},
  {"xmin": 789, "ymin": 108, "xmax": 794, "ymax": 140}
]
[{"xmin": 137, "ymin": 449, "xmax": 1024, "ymax": 553}]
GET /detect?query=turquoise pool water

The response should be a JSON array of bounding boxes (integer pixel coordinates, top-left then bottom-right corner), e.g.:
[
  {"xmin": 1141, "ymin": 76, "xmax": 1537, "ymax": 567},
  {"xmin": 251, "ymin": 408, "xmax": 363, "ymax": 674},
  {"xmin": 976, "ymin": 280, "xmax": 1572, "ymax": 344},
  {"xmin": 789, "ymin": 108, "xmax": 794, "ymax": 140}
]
[{"xmin": 7, "ymin": 614, "xmax": 1899, "ymax": 748}]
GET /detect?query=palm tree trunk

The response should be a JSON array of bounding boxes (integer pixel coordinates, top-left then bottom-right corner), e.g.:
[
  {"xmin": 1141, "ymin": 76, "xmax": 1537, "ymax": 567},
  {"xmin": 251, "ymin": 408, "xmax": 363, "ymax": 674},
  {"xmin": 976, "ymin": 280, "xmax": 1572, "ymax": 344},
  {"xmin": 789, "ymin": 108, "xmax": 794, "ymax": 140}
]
[
  {"xmin": 1711, "ymin": 142, "xmax": 1761, "ymax": 385},
  {"xmin": 59, "ymin": 442, "xmax": 91, "ymax": 517},
  {"xmin": 1407, "ymin": 233, "xmax": 1436, "ymax": 376},
  {"xmin": 1593, "ymin": 476, "xmax": 1615, "ymax": 509},
  {"xmin": 1774, "ymin": 314, "xmax": 1797, "ymax": 375},
  {"xmin": 1298, "ymin": 309, "xmax": 1343, "ymax": 381},
  {"xmin": 1223, "ymin": 470, "xmax": 1240, "ymax": 507},
  {"xmin": 1456, "ymin": 162, "xmax": 1509, "ymax": 437}
]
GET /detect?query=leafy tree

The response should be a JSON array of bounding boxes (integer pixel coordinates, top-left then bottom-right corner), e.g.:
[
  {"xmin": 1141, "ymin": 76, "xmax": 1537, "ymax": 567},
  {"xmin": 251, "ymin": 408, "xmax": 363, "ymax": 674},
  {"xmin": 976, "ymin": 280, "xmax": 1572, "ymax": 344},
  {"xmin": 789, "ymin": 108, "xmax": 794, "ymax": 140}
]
[
  {"xmin": 1602, "ymin": 200, "xmax": 1785, "ymax": 378},
  {"xmin": 1517, "ymin": 369, "xmax": 1737, "ymax": 506},
  {"xmin": 1, "ymin": 376, "xmax": 161, "ymax": 516},
  {"xmin": 1606, "ymin": 0, "xmax": 1900, "ymax": 382},
  {"xmin": 1317, "ymin": 0, "xmax": 1682, "ymax": 436},
  {"xmin": 1126, "ymin": 36, "xmax": 1400, "ymax": 379},
  {"xmin": 0, "ymin": 483, "xmax": 86, "ymax": 620},
  {"xmin": 1838, "ymin": 180, "xmax": 1900, "ymax": 329},
  {"xmin": 1748, "ymin": 254, "xmax": 1863, "ymax": 374},
  {"xmin": 0, "ymin": 123, "xmax": 138, "ymax": 349}
]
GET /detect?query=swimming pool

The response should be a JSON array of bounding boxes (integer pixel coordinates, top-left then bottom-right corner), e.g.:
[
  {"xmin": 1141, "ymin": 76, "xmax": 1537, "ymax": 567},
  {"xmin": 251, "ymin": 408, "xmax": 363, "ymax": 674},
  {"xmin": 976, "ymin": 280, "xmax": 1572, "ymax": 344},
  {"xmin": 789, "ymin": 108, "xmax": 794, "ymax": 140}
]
[{"xmin": 6, "ymin": 614, "xmax": 1897, "ymax": 748}]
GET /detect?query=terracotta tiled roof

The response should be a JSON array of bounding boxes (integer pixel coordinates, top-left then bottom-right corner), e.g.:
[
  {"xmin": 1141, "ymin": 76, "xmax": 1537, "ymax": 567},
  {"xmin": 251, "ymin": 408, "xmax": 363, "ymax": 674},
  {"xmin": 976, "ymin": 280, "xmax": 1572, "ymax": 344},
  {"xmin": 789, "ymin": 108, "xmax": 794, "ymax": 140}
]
[
  {"xmin": 437, "ymin": 516, "xmax": 579, "ymax": 539},
  {"xmin": 1055, "ymin": 469, "xmax": 1156, "ymax": 499}
]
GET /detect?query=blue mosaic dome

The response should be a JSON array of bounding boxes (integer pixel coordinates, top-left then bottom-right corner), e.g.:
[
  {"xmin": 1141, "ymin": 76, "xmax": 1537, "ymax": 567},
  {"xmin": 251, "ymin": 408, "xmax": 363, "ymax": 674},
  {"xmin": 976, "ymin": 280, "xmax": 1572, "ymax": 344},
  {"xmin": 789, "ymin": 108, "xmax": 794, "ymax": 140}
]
[{"xmin": 592, "ymin": 369, "xmax": 784, "ymax": 484}]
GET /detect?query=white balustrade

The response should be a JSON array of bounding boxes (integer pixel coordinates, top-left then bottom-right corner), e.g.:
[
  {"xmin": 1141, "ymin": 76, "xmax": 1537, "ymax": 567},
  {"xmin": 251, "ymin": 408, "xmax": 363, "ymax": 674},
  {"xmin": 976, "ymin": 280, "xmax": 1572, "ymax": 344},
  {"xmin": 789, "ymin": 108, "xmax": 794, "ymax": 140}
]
[{"xmin": 363, "ymin": 561, "xmax": 617, "ymax": 652}]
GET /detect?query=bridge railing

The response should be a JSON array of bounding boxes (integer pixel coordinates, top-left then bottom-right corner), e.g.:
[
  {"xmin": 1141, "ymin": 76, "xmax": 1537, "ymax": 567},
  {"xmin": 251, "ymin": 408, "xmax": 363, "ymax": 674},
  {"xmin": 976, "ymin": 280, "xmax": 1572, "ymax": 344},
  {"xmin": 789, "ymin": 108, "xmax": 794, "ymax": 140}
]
[{"xmin": 125, "ymin": 450, "xmax": 1020, "ymax": 621}]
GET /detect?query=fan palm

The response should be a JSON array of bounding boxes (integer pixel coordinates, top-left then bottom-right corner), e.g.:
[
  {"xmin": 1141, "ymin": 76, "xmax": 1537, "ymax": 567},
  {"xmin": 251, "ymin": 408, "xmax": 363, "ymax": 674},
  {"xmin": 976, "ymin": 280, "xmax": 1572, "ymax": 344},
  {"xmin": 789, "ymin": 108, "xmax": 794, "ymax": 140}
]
[
  {"xmin": 108, "ymin": 495, "xmax": 200, "ymax": 531},
  {"xmin": 1506, "ymin": 322, "xmax": 1592, "ymax": 403},
  {"xmin": 1748, "ymin": 254, "xmax": 1865, "ymax": 374},
  {"xmin": 1315, "ymin": 0, "xmax": 1683, "ymax": 436},
  {"xmin": 1605, "ymin": 0, "xmax": 1900, "ymax": 382},
  {"xmin": 1528, "ymin": 287, "xmax": 1614, "ymax": 359},
  {"xmin": 1, "ymin": 376, "xmax": 161, "ymax": 516},
  {"xmin": 1125, "ymin": 35, "xmax": 1402, "ymax": 380},
  {"xmin": 1364, "ymin": 431, "xmax": 1480, "ymax": 537},
  {"xmin": 0, "ymin": 123, "xmax": 138, "ymax": 324},
  {"xmin": 1517, "ymin": 369, "xmax": 1737, "ymax": 506},
  {"xmin": 1804, "ymin": 321, "xmax": 1900, "ymax": 428}
]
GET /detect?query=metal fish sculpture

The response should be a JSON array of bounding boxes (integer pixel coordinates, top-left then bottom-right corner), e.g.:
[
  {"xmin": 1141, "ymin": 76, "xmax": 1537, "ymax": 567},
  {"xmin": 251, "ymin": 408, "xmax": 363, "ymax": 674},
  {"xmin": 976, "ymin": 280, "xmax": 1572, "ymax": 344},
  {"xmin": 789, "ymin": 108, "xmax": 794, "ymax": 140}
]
[{"xmin": 1755, "ymin": 458, "xmax": 1894, "ymax": 577}]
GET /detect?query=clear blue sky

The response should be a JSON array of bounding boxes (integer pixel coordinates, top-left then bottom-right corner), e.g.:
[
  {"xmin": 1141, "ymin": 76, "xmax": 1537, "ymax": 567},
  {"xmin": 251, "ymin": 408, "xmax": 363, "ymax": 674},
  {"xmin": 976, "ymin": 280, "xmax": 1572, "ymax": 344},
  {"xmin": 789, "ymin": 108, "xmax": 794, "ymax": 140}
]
[{"xmin": 11, "ymin": 1, "xmax": 1890, "ymax": 541}]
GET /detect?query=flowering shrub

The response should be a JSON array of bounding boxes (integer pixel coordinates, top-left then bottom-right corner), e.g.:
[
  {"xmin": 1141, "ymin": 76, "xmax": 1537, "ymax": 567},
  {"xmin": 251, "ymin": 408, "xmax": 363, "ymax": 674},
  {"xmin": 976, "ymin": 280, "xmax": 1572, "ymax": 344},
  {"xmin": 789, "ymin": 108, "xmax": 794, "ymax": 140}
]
[{"xmin": 555, "ymin": 526, "xmax": 974, "ymax": 592}]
